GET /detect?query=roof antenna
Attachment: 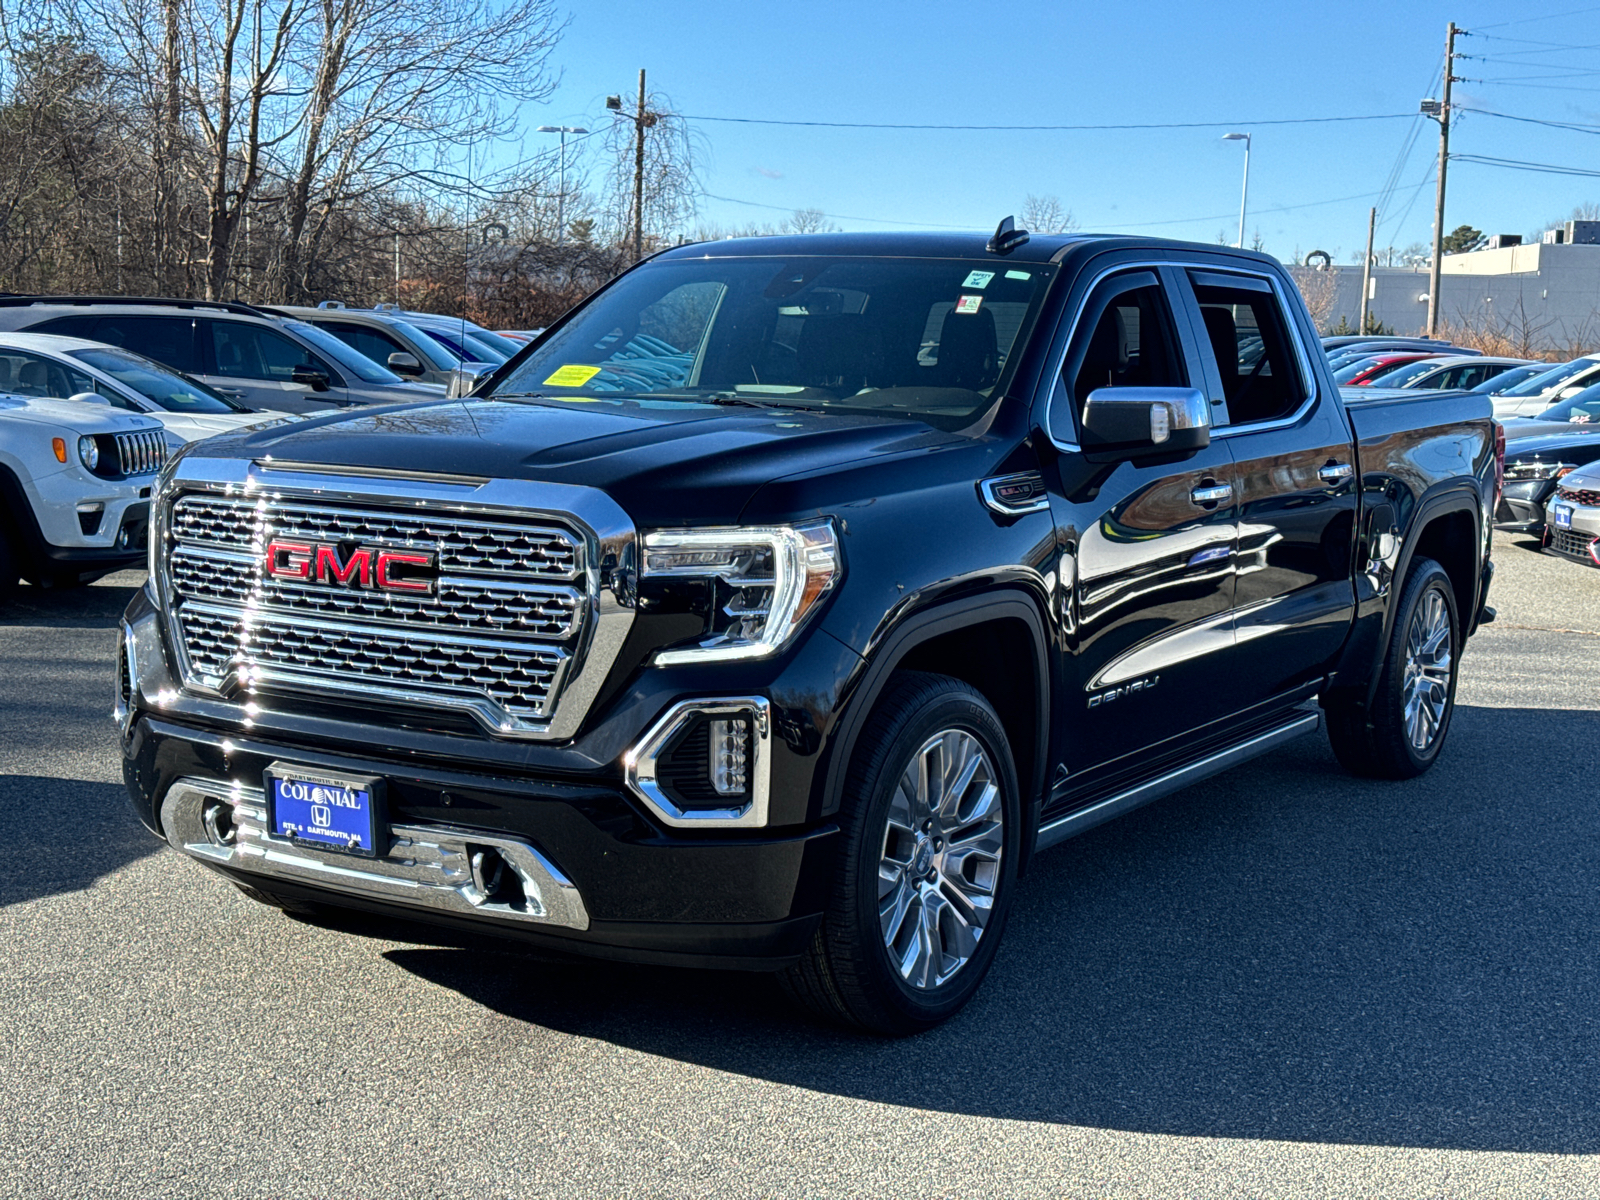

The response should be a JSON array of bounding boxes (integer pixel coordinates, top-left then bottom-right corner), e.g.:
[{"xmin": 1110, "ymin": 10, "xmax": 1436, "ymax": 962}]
[{"xmin": 987, "ymin": 215, "xmax": 1030, "ymax": 255}]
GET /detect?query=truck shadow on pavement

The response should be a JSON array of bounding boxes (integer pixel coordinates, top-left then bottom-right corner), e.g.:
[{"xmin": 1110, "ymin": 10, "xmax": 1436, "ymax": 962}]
[
  {"xmin": 387, "ymin": 703, "xmax": 1600, "ymax": 1154},
  {"xmin": 0, "ymin": 775, "xmax": 159, "ymax": 907},
  {"xmin": 0, "ymin": 576, "xmax": 143, "ymax": 629}
]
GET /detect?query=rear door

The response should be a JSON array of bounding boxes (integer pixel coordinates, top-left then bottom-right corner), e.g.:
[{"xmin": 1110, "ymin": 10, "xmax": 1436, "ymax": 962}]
[
  {"xmin": 1041, "ymin": 263, "xmax": 1240, "ymax": 775},
  {"xmin": 199, "ymin": 318, "xmax": 350, "ymax": 413},
  {"xmin": 1175, "ymin": 265, "xmax": 1358, "ymax": 705}
]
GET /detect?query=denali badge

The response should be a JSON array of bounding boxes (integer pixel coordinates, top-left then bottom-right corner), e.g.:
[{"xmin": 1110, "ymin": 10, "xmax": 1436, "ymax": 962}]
[{"xmin": 264, "ymin": 539, "xmax": 436, "ymax": 594}]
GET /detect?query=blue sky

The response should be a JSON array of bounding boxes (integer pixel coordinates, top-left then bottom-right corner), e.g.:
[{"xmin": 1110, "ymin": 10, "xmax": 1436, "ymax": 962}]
[{"xmin": 499, "ymin": 0, "xmax": 1600, "ymax": 263}]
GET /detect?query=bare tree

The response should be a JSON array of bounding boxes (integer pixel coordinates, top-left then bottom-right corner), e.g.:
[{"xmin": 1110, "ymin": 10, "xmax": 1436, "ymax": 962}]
[
  {"xmin": 601, "ymin": 86, "xmax": 699, "ymax": 254},
  {"xmin": 1289, "ymin": 264, "xmax": 1339, "ymax": 333},
  {"xmin": 784, "ymin": 206, "xmax": 836, "ymax": 235},
  {"xmin": 1020, "ymin": 193, "xmax": 1076, "ymax": 234}
]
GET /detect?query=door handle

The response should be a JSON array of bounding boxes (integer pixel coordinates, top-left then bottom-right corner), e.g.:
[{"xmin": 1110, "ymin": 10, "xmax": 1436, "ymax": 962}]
[
  {"xmin": 1190, "ymin": 483, "xmax": 1233, "ymax": 506},
  {"xmin": 1319, "ymin": 461, "xmax": 1354, "ymax": 484}
]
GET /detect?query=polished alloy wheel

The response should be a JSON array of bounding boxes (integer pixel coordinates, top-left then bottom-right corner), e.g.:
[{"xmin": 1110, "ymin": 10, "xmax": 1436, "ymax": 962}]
[
  {"xmin": 877, "ymin": 729, "xmax": 1005, "ymax": 990},
  {"xmin": 1401, "ymin": 586, "xmax": 1453, "ymax": 751}
]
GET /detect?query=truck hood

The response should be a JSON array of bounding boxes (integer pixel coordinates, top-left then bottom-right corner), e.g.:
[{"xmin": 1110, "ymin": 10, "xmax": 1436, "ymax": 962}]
[
  {"xmin": 0, "ymin": 393, "xmax": 164, "ymax": 434},
  {"xmin": 195, "ymin": 397, "xmax": 959, "ymax": 523}
]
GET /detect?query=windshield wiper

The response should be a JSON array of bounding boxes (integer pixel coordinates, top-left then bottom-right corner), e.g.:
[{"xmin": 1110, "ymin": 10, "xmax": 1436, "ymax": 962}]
[{"xmin": 696, "ymin": 392, "xmax": 790, "ymax": 410}]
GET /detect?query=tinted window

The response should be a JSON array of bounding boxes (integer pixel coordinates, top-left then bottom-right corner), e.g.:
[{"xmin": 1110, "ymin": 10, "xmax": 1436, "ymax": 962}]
[
  {"xmin": 1535, "ymin": 384, "xmax": 1600, "ymax": 423},
  {"xmin": 1471, "ymin": 364, "xmax": 1545, "ymax": 394},
  {"xmin": 322, "ymin": 322, "xmax": 406, "ymax": 367},
  {"xmin": 0, "ymin": 350, "xmax": 101, "ymax": 402},
  {"xmin": 1369, "ymin": 359, "xmax": 1442, "ymax": 388},
  {"xmin": 283, "ymin": 321, "xmax": 400, "ymax": 383},
  {"xmin": 210, "ymin": 320, "xmax": 319, "ymax": 381},
  {"xmin": 1190, "ymin": 276, "xmax": 1305, "ymax": 423},
  {"xmin": 28, "ymin": 315, "xmax": 99, "ymax": 338},
  {"xmin": 1067, "ymin": 278, "xmax": 1186, "ymax": 408},
  {"xmin": 70, "ymin": 346, "xmax": 244, "ymax": 412},
  {"xmin": 1498, "ymin": 358, "xmax": 1594, "ymax": 398},
  {"xmin": 89, "ymin": 315, "xmax": 200, "ymax": 373}
]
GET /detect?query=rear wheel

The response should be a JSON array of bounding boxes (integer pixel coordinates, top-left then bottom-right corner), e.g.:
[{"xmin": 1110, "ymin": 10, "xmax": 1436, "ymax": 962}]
[
  {"xmin": 1326, "ymin": 556, "xmax": 1459, "ymax": 779},
  {"xmin": 0, "ymin": 527, "xmax": 18, "ymax": 602},
  {"xmin": 780, "ymin": 672, "xmax": 1019, "ymax": 1035}
]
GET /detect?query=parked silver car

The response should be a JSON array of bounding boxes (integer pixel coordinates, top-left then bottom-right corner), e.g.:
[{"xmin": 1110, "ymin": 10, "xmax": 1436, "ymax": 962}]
[
  {"xmin": 1492, "ymin": 355, "xmax": 1600, "ymax": 419},
  {"xmin": 0, "ymin": 297, "xmax": 443, "ymax": 415},
  {"xmin": 1545, "ymin": 458, "xmax": 1600, "ymax": 567},
  {"xmin": 1368, "ymin": 355, "xmax": 1536, "ymax": 392}
]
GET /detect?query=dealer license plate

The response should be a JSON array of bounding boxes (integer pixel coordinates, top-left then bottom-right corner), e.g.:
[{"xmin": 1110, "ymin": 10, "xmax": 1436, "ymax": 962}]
[
  {"xmin": 265, "ymin": 763, "xmax": 385, "ymax": 857},
  {"xmin": 1554, "ymin": 504, "xmax": 1573, "ymax": 529}
]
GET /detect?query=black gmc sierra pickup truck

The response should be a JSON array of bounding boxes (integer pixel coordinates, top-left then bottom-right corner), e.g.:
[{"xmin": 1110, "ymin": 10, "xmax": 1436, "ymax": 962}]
[{"xmin": 118, "ymin": 228, "xmax": 1499, "ymax": 1034}]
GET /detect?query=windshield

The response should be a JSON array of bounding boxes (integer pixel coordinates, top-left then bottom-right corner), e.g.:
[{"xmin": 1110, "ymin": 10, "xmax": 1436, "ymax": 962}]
[
  {"xmin": 283, "ymin": 321, "xmax": 404, "ymax": 383},
  {"xmin": 1332, "ymin": 357, "xmax": 1385, "ymax": 383},
  {"xmin": 1363, "ymin": 358, "xmax": 1443, "ymax": 387},
  {"xmin": 489, "ymin": 256, "xmax": 1057, "ymax": 430},
  {"xmin": 69, "ymin": 346, "xmax": 245, "ymax": 412},
  {"xmin": 1498, "ymin": 358, "xmax": 1594, "ymax": 398},
  {"xmin": 419, "ymin": 326, "xmax": 509, "ymax": 364},
  {"xmin": 1470, "ymin": 364, "xmax": 1545, "ymax": 394},
  {"xmin": 1534, "ymin": 385, "xmax": 1600, "ymax": 423}
]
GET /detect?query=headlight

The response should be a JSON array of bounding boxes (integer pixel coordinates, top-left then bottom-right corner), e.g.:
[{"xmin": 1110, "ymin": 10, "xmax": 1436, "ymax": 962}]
[
  {"xmin": 76, "ymin": 435, "xmax": 99, "ymax": 471},
  {"xmin": 642, "ymin": 520, "xmax": 841, "ymax": 665},
  {"xmin": 1504, "ymin": 460, "xmax": 1575, "ymax": 482}
]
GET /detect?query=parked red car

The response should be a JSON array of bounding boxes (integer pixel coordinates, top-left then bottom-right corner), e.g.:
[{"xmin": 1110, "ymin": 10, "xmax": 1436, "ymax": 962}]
[{"xmin": 1336, "ymin": 353, "xmax": 1448, "ymax": 387}]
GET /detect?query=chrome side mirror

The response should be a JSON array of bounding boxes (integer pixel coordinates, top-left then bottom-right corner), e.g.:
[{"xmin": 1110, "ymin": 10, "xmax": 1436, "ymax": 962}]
[
  {"xmin": 446, "ymin": 364, "xmax": 495, "ymax": 399},
  {"xmin": 387, "ymin": 351, "xmax": 424, "ymax": 377},
  {"xmin": 1081, "ymin": 386, "xmax": 1211, "ymax": 458}
]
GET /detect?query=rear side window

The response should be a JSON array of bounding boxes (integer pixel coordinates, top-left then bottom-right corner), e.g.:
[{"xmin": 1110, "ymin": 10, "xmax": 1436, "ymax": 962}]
[
  {"xmin": 1055, "ymin": 272, "xmax": 1187, "ymax": 444},
  {"xmin": 76, "ymin": 316, "xmax": 200, "ymax": 374},
  {"xmin": 1189, "ymin": 273, "xmax": 1306, "ymax": 425},
  {"xmin": 0, "ymin": 351, "xmax": 100, "ymax": 402}
]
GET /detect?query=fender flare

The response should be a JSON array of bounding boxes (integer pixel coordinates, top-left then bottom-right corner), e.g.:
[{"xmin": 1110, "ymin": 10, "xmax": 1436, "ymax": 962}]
[
  {"xmin": 1354, "ymin": 481, "xmax": 1483, "ymax": 708},
  {"xmin": 816, "ymin": 589, "xmax": 1051, "ymax": 860},
  {"xmin": 0, "ymin": 461, "xmax": 47, "ymax": 565}
]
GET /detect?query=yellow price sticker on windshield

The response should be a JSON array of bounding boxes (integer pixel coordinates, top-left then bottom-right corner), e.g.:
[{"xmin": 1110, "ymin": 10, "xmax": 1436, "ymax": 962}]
[{"xmin": 543, "ymin": 364, "xmax": 602, "ymax": 388}]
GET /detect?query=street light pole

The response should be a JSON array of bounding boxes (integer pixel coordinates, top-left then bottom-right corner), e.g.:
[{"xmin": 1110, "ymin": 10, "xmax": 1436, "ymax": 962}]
[
  {"xmin": 1223, "ymin": 132, "xmax": 1252, "ymax": 249},
  {"xmin": 536, "ymin": 124, "xmax": 588, "ymax": 244}
]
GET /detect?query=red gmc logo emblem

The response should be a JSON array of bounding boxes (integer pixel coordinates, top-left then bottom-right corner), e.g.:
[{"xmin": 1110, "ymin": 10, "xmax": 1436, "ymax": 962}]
[{"xmin": 264, "ymin": 540, "xmax": 436, "ymax": 594}]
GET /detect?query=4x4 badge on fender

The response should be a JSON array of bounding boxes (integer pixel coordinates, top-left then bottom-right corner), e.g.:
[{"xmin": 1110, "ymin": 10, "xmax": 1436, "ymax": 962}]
[{"xmin": 264, "ymin": 539, "xmax": 436, "ymax": 595}]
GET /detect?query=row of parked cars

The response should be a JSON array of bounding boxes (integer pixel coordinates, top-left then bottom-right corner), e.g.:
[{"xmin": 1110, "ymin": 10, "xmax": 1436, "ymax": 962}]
[
  {"xmin": 1324, "ymin": 334, "xmax": 1600, "ymax": 569},
  {"xmin": 0, "ymin": 295, "xmax": 522, "ymax": 595}
]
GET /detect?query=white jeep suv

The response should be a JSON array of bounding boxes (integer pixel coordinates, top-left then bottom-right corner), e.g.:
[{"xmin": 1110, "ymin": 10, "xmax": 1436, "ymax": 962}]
[{"xmin": 0, "ymin": 391, "xmax": 167, "ymax": 595}]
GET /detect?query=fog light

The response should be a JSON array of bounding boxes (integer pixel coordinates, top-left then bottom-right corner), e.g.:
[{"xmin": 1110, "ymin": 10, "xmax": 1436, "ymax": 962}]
[{"xmin": 708, "ymin": 717, "xmax": 750, "ymax": 796}]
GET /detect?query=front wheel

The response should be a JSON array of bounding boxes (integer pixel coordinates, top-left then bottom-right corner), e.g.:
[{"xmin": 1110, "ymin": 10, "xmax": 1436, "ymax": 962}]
[
  {"xmin": 780, "ymin": 672, "xmax": 1020, "ymax": 1035},
  {"xmin": 1326, "ymin": 556, "xmax": 1460, "ymax": 779}
]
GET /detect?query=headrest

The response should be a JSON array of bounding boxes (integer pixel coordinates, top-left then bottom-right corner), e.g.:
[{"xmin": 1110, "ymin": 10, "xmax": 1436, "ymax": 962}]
[{"xmin": 932, "ymin": 305, "xmax": 998, "ymax": 390}]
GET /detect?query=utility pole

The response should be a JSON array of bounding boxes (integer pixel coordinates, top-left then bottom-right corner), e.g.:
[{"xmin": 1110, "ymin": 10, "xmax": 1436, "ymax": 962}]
[
  {"xmin": 1360, "ymin": 206, "xmax": 1376, "ymax": 335},
  {"xmin": 1426, "ymin": 21, "xmax": 1459, "ymax": 339},
  {"xmin": 633, "ymin": 68, "xmax": 647, "ymax": 263}
]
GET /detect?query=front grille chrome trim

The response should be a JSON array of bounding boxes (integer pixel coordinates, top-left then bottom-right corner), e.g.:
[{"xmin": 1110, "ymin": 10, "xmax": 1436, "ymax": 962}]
[{"xmin": 153, "ymin": 457, "xmax": 637, "ymax": 741}]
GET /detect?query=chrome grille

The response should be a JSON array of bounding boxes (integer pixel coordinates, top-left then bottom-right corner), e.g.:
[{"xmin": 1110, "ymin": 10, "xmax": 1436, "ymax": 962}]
[
  {"xmin": 165, "ymin": 491, "xmax": 590, "ymax": 732},
  {"xmin": 1557, "ymin": 485, "xmax": 1600, "ymax": 508},
  {"xmin": 115, "ymin": 430, "xmax": 166, "ymax": 476},
  {"xmin": 1549, "ymin": 527, "xmax": 1600, "ymax": 564}
]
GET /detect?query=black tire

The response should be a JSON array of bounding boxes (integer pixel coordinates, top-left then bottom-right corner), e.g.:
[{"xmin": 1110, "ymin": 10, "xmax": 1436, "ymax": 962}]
[
  {"xmin": 780, "ymin": 671, "xmax": 1021, "ymax": 1036},
  {"xmin": 0, "ymin": 526, "xmax": 18, "ymax": 602},
  {"xmin": 1326, "ymin": 556, "xmax": 1460, "ymax": 779},
  {"xmin": 232, "ymin": 881, "xmax": 326, "ymax": 918}
]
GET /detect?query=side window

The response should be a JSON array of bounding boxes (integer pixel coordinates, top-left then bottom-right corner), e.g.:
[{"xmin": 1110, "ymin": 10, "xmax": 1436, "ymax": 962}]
[
  {"xmin": 1055, "ymin": 273, "xmax": 1186, "ymax": 444},
  {"xmin": 210, "ymin": 321, "xmax": 321, "ymax": 381},
  {"xmin": 325, "ymin": 322, "xmax": 403, "ymax": 365},
  {"xmin": 0, "ymin": 351, "xmax": 98, "ymax": 401},
  {"xmin": 1189, "ymin": 273, "xmax": 1306, "ymax": 425},
  {"xmin": 88, "ymin": 316, "xmax": 200, "ymax": 374}
]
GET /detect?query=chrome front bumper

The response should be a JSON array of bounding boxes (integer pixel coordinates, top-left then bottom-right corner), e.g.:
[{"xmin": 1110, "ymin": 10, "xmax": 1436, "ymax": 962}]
[{"xmin": 159, "ymin": 777, "xmax": 590, "ymax": 930}]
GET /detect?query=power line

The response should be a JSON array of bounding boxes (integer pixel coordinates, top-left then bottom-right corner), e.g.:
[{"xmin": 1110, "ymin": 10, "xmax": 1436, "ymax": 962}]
[
  {"xmin": 1472, "ymin": 4, "xmax": 1600, "ymax": 29},
  {"xmin": 1456, "ymin": 104, "xmax": 1600, "ymax": 132},
  {"xmin": 680, "ymin": 112, "xmax": 1416, "ymax": 132},
  {"xmin": 1451, "ymin": 153, "xmax": 1600, "ymax": 178}
]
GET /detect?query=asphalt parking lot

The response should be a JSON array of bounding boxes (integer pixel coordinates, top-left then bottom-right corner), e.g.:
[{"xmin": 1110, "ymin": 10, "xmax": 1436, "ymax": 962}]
[{"xmin": 3, "ymin": 537, "xmax": 1598, "ymax": 1199}]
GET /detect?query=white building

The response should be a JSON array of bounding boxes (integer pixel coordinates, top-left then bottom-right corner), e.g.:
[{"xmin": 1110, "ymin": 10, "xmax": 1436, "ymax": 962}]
[{"xmin": 1293, "ymin": 222, "xmax": 1600, "ymax": 349}]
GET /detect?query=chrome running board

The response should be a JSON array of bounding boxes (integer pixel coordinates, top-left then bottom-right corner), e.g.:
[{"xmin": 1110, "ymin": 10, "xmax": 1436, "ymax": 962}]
[
  {"xmin": 1035, "ymin": 710, "xmax": 1322, "ymax": 852},
  {"xmin": 160, "ymin": 777, "xmax": 589, "ymax": 930}
]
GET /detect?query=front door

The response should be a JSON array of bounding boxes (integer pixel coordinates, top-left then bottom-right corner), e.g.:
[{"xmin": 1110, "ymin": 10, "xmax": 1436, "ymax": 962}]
[
  {"xmin": 200, "ymin": 318, "xmax": 351, "ymax": 414},
  {"xmin": 1041, "ymin": 265, "xmax": 1240, "ymax": 782}
]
